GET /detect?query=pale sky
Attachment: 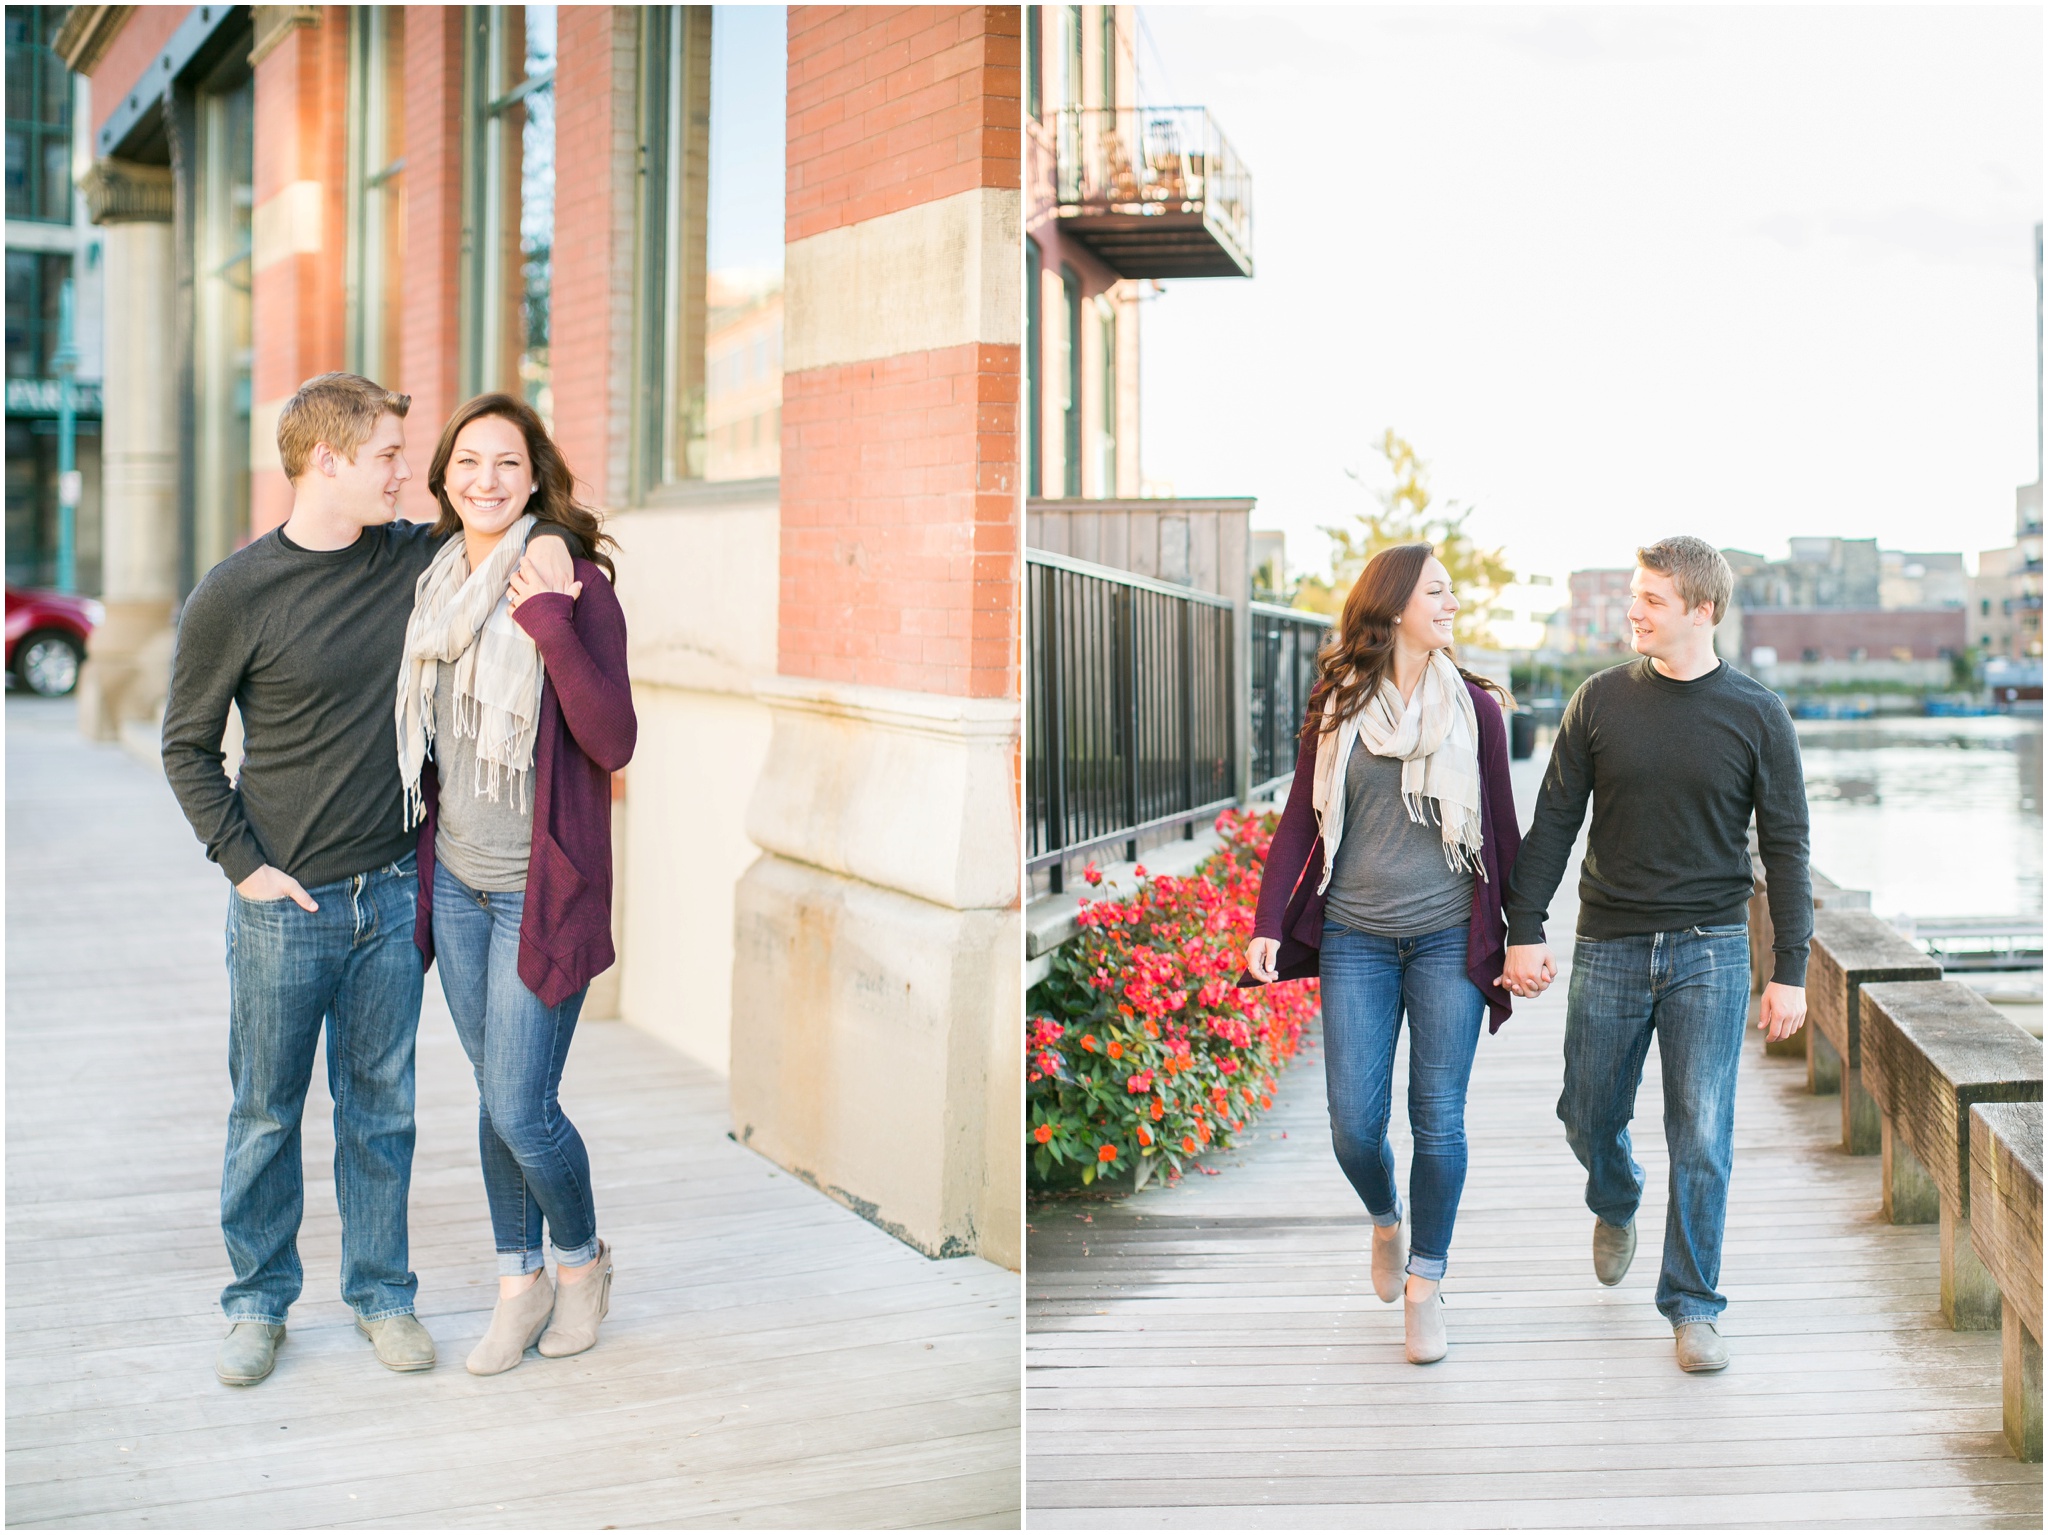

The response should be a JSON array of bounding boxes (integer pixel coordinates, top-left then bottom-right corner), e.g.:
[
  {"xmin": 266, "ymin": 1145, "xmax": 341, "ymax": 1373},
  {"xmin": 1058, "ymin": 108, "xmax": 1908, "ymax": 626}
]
[{"xmin": 1135, "ymin": 5, "xmax": 2043, "ymax": 586}]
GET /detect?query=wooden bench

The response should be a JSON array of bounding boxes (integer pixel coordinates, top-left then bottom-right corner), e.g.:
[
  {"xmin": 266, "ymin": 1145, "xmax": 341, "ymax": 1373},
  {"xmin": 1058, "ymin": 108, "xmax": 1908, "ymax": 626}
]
[
  {"xmin": 1806, "ymin": 911, "xmax": 1943, "ymax": 1152},
  {"xmin": 1971, "ymin": 1102, "xmax": 2042, "ymax": 1460},
  {"xmin": 1748, "ymin": 861, "xmax": 1871, "ymax": 1058},
  {"xmin": 1859, "ymin": 980, "xmax": 2042, "ymax": 1329}
]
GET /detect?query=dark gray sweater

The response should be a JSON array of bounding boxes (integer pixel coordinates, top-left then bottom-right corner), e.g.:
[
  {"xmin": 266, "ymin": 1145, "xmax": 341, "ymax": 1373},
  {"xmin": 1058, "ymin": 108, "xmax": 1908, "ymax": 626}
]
[
  {"xmin": 162, "ymin": 519, "xmax": 576, "ymax": 890},
  {"xmin": 1504, "ymin": 657, "xmax": 1813, "ymax": 985}
]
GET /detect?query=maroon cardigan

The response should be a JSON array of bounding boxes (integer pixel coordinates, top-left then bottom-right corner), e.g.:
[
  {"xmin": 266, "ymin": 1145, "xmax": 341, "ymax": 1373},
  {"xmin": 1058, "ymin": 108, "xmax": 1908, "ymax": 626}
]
[
  {"xmin": 414, "ymin": 559, "xmax": 637, "ymax": 1007},
  {"xmin": 1247, "ymin": 680, "xmax": 1522, "ymax": 1032}
]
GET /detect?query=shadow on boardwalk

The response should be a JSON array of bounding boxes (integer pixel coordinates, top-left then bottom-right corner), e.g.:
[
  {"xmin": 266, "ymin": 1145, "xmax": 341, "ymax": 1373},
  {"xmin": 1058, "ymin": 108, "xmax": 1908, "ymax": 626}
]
[
  {"xmin": 5, "ymin": 696, "xmax": 1020, "ymax": 1530},
  {"xmin": 1025, "ymin": 903, "xmax": 2038, "ymax": 1527}
]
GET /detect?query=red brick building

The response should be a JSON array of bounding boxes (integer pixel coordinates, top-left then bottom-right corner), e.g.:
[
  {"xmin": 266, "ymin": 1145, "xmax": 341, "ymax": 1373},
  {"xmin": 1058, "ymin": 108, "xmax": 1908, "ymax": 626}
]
[{"xmin": 62, "ymin": 4, "xmax": 1022, "ymax": 1267}]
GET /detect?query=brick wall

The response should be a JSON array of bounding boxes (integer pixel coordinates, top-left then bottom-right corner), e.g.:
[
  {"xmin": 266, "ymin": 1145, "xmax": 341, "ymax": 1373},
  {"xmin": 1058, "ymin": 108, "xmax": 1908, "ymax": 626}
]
[
  {"xmin": 548, "ymin": 6, "xmax": 637, "ymax": 512},
  {"xmin": 248, "ymin": 9, "xmax": 350, "ymax": 538},
  {"xmin": 396, "ymin": 5, "xmax": 466, "ymax": 522},
  {"xmin": 1743, "ymin": 608, "xmax": 1968, "ymax": 662},
  {"xmin": 779, "ymin": 7, "xmax": 1021, "ymax": 700},
  {"xmin": 86, "ymin": 7, "xmax": 188, "ymax": 139},
  {"xmin": 787, "ymin": 6, "xmax": 1021, "ymax": 243}
]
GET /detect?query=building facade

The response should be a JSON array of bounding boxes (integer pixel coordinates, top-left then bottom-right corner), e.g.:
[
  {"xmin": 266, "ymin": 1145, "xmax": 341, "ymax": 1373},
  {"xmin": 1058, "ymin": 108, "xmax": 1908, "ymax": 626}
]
[
  {"xmin": 6, "ymin": 5, "xmax": 105, "ymax": 596},
  {"xmin": 1565, "ymin": 567, "xmax": 1633, "ymax": 652},
  {"xmin": 61, "ymin": 3, "xmax": 1022, "ymax": 1268}
]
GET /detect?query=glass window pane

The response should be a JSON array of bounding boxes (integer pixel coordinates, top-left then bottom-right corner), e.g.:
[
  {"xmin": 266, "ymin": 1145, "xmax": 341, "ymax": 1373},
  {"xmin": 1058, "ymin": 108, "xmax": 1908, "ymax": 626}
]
[
  {"xmin": 701, "ymin": 4, "xmax": 784, "ymax": 481},
  {"xmin": 518, "ymin": 5, "xmax": 555, "ymax": 425}
]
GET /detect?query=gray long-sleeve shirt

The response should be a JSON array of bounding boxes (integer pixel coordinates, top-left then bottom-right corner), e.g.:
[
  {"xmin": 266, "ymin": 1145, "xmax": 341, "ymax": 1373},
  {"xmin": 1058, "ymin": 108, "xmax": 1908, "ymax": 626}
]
[
  {"xmin": 161, "ymin": 518, "xmax": 576, "ymax": 890},
  {"xmin": 1504, "ymin": 657, "xmax": 1813, "ymax": 985}
]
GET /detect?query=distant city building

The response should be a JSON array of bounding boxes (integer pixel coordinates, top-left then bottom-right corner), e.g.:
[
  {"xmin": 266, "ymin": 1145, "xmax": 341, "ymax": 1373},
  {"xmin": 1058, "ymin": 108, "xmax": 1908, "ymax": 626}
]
[
  {"xmin": 1566, "ymin": 567, "xmax": 1633, "ymax": 652},
  {"xmin": 1878, "ymin": 550, "xmax": 1967, "ymax": 610},
  {"xmin": 1969, "ymin": 482, "xmax": 2043, "ymax": 662},
  {"xmin": 1490, "ymin": 572, "xmax": 1567, "ymax": 652},
  {"xmin": 1727, "ymin": 537, "xmax": 1880, "ymax": 612}
]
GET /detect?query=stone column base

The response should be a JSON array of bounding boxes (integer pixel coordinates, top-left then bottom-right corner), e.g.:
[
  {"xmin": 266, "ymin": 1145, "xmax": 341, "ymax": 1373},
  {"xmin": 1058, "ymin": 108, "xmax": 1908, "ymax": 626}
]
[{"xmin": 730, "ymin": 852, "xmax": 1018, "ymax": 1263}]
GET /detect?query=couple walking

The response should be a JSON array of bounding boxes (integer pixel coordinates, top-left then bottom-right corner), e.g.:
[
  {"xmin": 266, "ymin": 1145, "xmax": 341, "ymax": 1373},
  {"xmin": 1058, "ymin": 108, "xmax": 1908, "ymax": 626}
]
[
  {"xmin": 1243, "ymin": 537, "xmax": 1812, "ymax": 1371},
  {"xmin": 162, "ymin": 372, "xmax": 635, "ymax": 1387}
]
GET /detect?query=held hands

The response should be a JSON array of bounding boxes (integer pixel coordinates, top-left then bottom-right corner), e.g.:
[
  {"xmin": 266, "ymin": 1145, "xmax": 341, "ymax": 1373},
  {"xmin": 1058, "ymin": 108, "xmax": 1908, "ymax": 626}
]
[
  {"xmin": 1244, "ymin": 936, "xmax": 1280, "ymax": 984},
  {"xmin": 1757, "ymin": 981, "xmax": 1807, "ymax": 1043},
  {"xmin": 236, "ymin": 863, "xmax": 318, "ymax": 912},
  {"xmin": 1496, "ymin": 942, "xmax": 1556, "ymax": 999},
  {"xmin": 508, "ymin": 540, "xmax": 582, "ymax": 613}
]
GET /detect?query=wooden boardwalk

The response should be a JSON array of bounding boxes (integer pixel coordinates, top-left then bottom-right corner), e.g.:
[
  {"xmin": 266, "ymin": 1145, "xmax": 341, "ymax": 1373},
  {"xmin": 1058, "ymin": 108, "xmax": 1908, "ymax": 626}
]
[
  {"xmin": 1025, "ymin": 841, "xmax": 2040, "ymax": 1527},
  {"xmin": 5, "ymin": 695, "xmax": 1020, "ymax": 1530}
]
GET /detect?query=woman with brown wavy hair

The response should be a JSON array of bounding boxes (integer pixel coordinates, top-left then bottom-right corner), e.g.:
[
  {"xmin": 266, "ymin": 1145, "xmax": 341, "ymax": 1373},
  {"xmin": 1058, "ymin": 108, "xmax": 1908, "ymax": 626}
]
[
  {"xmin": 392, "ymin": 392, "xmax": 635, "ymax": 1375},
  {"xmin": 1243, "ymin": 543, "xmax": 1523, "ymax": 1364}
]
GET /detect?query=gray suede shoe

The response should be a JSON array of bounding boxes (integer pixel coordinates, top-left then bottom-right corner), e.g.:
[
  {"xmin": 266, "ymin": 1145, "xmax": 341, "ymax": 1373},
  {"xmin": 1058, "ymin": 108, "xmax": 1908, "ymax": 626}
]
[
  {"xmin": 1404, "ymin": 1285, "xmax": 1447, "ymax": 1364},
  {"xmin": 1370, "ymin": 1218, "xmax": 1406, "ymax": 1304},
  {"xmin": 356, "ymin": 1311, "xmax": 436, "ymax": 1372},
  {"xmin": 467, "ymin": 1271, "xmax": 555, "ymax": 1376},
  {"xmin": 216, "ymin": 1321, "xmax": 285, "ymax": 1386},
  {"xmin": 1593, "ymin": 1217, "xmax": 1637, "ymax": 1286},
  {"xmin": 1675, "ymin": 1320, "xmax": 1730, "ymax": 1373},
  {"xmin": 537, "ymin": 1241, "xmax": 612, "ymax": 1358}
]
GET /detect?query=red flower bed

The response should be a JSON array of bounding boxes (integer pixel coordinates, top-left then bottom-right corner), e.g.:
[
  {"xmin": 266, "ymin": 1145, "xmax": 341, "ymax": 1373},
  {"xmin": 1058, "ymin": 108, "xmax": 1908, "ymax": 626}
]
[{"xmin": 1027, "ymin": 808, "xmax": 1320, "ymax": 1189}]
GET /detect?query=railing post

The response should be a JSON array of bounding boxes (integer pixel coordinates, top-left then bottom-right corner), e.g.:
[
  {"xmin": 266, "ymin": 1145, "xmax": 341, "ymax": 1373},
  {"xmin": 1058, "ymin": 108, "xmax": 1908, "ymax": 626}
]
[
  {"xmin": 1121, "ymin": 585, "xmax": 1139, "ymax": 865},
  {"xmin": 1180, "ymin": 596, "xmax": 1195, "ymax": 841},
  {"xmin": 1044, "ymin": 565, "xmax": 1069, "ymax": 895}
]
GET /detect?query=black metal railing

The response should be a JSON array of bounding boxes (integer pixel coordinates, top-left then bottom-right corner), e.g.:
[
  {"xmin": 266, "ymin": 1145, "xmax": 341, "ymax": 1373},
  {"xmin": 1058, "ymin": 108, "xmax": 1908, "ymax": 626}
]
[
  {"xmin": 1028, "ymin": 551, "xmax": 1235, "ymax": 891},
  {"xmin": 1249, "ymin": 603, "xmax": 1333, "ymax": 796}
]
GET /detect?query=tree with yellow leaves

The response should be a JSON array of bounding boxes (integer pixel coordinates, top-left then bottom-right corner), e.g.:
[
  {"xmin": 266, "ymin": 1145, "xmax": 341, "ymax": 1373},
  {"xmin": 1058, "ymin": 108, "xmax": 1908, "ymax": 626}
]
[{"xmin": 1293, "ymin": 430, "xmax": 1515, "ymax": 649}]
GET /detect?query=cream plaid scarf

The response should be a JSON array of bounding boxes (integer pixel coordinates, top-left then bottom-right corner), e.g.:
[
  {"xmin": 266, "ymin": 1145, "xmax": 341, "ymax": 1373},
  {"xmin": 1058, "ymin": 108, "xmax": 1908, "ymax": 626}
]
[
  {"xmin": 1310, "ymin": 649, "xmax": 1485, "ymax": 882},
  {"xmin": 396, "ymin": 514, "xmax": 546, "ymax": 829}
]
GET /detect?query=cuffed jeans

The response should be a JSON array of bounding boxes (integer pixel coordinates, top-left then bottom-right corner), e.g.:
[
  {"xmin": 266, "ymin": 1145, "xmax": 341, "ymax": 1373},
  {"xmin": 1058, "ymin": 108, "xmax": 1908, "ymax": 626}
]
[
  {"xmin": 431, "ymin": 862, "xmax": 598, "ymax": 1276},
  {"xmin": 1319, "ymin": 921, "xmax": 1485, "ymax": 1281},
  {"xmin": 1558, "ymin": 924, "xmax": 1751, "ymax": 1327},
  {"xmin": 222, "ymin": 852, "xmax": 423, "ymax": 1324}
]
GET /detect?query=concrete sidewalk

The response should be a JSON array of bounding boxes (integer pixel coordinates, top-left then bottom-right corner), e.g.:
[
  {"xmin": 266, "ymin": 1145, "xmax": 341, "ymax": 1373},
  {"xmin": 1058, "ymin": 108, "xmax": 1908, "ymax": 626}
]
[{"xmin": 5, "ymin": 695, "xmax": 1020, "ymax": 1529}]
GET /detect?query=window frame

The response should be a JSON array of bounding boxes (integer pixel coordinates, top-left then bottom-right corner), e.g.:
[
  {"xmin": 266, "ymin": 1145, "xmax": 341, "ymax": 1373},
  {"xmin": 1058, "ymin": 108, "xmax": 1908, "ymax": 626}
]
[
  {"xmin": 1060, "ymin": 262, "xmax": 1081, "ymax": 498},
  {"xmin": 343, "ymin": 6, "xmax": 405, "ymax": 383},
  {"xmin": 459, "ymin": 6, "xmax": 555, "ymax": 405},
  {"xmin": 4, "ymin": 7, "xmax": 75, "ymax": 225},
  {"xmin": 1025, "ymin": 237, "xmax": 1042, "ymax": 498}
]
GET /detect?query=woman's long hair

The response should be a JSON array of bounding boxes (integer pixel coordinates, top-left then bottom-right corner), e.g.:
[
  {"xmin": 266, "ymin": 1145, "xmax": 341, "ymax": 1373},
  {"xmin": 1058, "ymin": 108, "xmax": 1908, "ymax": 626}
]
[
  {"xmin": 1301, "ymin": 542, "xmax": 1510, "ymax": 742},
  {"xmin": 426, "ymin": 392, "xmax": 617, "ymax": 580}
]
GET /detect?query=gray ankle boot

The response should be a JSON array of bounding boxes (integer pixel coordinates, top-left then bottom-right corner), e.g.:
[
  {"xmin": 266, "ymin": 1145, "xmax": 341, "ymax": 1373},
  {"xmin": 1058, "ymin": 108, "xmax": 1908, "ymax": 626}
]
[
  {"xmin": 466, "ymin": 1271, "xmax": 555, "ymax": 1376},
  {"xmin": 538, "ymin": 1241, "xmax": 612, "ymax": 1358}
]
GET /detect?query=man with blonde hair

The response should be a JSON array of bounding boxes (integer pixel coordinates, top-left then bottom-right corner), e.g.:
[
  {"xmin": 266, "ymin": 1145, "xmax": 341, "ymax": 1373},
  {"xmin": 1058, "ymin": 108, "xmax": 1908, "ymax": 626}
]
[
  {"xmin": 162, "ymin": 373, "xmax": 577, "ymax": 1386},
  {"xmin": 1500, "ymin": 534, "xmax": 1810, "ymax": 1374}
]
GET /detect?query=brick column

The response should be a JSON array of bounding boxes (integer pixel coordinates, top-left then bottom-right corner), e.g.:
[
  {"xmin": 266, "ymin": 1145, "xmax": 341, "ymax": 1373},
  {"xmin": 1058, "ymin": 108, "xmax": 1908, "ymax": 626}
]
[
  {"xmin": 397, "ymin": 5, "xmax": 466, "ymax": 521},
  {"xmin": 731, "ymin": 7, "xmax": 1023, "ymax": 1269},
  {"xmin": 248, "ymin": 7, "xmax": 350, "ymax": 538},
  {"xmin": 548, "ymin": 6, "xmax": 638, "ymax": 512}
]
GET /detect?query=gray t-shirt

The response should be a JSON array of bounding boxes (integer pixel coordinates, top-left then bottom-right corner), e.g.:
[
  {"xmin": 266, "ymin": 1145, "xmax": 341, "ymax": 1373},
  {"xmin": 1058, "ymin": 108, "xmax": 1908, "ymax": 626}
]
[
  {"xmin": 430, "ymin": 665, "xmax": 534, "ymax": 893},
  {"xmin": 1323, "ymin": 741, "xmax": 1475, "ymax": 939}
]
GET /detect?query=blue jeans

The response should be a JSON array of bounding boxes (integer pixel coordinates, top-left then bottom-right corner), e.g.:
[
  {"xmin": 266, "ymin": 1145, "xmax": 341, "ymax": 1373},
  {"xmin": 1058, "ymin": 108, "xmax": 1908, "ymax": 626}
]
[
  {"xmin": 1318, "ymin": 922, "xmax": 1485, "ymax": 1281},
  {"xmin": 1558, "ymin": 924, "xmax": 1751, "ymax": 1327},
  {"xmin": 222, "ymin": 852, "xmax": 423, "ymax": 1324},
  {"xmin": 431, "ymin": 863, "xmax": 597, "ymax": 1276}
]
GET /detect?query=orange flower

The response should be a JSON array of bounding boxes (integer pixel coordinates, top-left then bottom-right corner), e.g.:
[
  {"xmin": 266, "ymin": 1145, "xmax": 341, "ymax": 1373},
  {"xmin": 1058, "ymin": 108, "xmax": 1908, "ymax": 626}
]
[
  {"xmin": 1143, "ymin": 1020, "xmax": 1160, "ymax": 1040},
  {"xmin": 1197, "ymin": 1123, "xmax": 1211, "ymax": 1144},
  {"xmin": 1137, "ymin": 1126, "xmax": 1153, "ymax": 1146},
  {"xmin": 1107, "ymin": 1041, "xmax": 1124, "ymax": 1059},
  {"xmin": 1150, "ymin": 1098, "xmax": 1165, "ymax": 1121},
  {"xmin": 1080, "ymin": 1034, "xmax": 1100, "ymax": 1053},
  {"xmin": 1182, "ymin": 1135, "xmax": 1198, "ymax": 1153},
  {"xmin": 1097, "ymin": 1144, "xmax": 1118, "ymax": 1163},
  {"xmin": 1034, "ymin": 1125, "xmax": 1052, "ymax": 1144}
]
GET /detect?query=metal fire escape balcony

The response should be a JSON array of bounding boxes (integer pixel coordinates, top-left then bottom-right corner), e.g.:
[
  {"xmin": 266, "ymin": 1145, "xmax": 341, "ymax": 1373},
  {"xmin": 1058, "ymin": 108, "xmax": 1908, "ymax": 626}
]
[{"xmin": 1053, "ymin": 107, "xmax": 1253, "ymax": 279}]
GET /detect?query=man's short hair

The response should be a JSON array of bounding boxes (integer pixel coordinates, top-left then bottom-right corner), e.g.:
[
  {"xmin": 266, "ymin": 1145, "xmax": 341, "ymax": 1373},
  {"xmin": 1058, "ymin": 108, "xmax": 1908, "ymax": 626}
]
[
  {"xmin": 1637, "ymin": 535, "xmax": 1734, "ymax": 625},
  {"xmin": 276, "ymin": 372, "xmax": 410, "ymax": 481}
]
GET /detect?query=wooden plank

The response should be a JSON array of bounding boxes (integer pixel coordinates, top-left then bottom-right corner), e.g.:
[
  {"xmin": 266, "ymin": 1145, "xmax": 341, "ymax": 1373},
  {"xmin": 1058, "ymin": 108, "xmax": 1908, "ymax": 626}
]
[
  {"xmin": 3, "ymin": 696, "xmax": 1022, "ymax": 1530},
  {"xmin": 1861, "ymin": 981, "xmax": 2042, "ymax": 1217},
  {"xmin": 1807, "ymin": 910, "xmax": 1943, "ymax": 1151},
  {"xmin": 1027, "ymin": 832, "xmax": 2035, "ymax": 1528},
  {"xmin": 1969, "ymin": 1102, "xmax": 2043, "ymax": 1341}
]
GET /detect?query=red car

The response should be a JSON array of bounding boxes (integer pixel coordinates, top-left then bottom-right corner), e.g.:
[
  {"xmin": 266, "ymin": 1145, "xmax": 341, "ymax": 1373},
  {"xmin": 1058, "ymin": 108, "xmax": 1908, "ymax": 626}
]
[{"xmin": 6, "ymin": 587, "xmax": 101, "ymax": 697}]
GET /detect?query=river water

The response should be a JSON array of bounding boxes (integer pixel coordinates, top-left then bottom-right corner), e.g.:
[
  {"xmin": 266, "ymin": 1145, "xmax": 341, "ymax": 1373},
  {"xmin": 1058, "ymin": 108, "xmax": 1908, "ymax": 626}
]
[{"xmin": 1794, "ymin": 716, "xmax": 2041, "ymax": 923}]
